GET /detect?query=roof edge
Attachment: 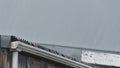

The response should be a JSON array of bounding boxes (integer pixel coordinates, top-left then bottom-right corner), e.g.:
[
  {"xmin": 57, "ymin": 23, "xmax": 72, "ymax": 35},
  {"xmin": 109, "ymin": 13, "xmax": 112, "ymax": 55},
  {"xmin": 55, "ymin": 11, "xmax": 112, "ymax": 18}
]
[{"xmin": 11, "ymin": 41, "xmax": 92, "ymax": 68}]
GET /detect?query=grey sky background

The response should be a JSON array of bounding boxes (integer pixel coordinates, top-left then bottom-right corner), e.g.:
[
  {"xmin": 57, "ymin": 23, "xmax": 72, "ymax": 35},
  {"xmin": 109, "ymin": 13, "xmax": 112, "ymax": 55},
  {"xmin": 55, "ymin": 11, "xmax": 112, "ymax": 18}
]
[{"xmin": 0, "ymin": 0, "xmax": 120, "ymax": 52}]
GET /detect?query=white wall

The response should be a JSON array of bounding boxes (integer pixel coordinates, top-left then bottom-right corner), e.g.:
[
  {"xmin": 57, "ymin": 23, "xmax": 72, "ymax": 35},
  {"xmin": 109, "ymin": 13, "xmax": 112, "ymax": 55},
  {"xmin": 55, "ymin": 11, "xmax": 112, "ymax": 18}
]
[{"xmin": 81, "ymin": 50, "xmax": 120, "ymax": 67}]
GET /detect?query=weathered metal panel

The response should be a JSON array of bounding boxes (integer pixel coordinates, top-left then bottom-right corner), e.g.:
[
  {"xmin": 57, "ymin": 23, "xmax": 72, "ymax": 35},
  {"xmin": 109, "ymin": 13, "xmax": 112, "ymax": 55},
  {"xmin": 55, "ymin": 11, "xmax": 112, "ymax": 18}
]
[
  {"xmin": 47, "ymin": 63, "xmax": 55, "ymax": 68},
  {"xmin": 18, "ymin": 54, "xmax": 27, "ymax": 68},
  {"xmin": 81, "ymin": 50, "xmax": 120, "ymax": 67},
  {"xmin": 2, "ymin": 53, "xmax": 7, "ymax": 68},
  {"xmin": 30, "ymin": 58, "xmax": 41, "ymax": 68},
  {"xmin": 0, "ymin": 49, "xmax": 7, "ymax": 68},
  {"xmin": 18, "ymin": 53, "xmax": 73, "ymax": 68},
  {"xmin": 0, "ymin": 35, "xmax": 11, "ymax": 48},
  {"xmin": 0, "ymin": 49, "xmax": 2, "ymax": 68}
]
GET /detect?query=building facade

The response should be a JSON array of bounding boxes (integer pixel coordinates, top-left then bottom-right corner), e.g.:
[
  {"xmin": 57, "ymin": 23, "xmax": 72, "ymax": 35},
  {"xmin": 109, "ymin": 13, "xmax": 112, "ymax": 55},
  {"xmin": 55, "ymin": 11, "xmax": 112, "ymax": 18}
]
[{"xmin": 1, "ymin": 35, "xmax": 119, "ymax": 68}]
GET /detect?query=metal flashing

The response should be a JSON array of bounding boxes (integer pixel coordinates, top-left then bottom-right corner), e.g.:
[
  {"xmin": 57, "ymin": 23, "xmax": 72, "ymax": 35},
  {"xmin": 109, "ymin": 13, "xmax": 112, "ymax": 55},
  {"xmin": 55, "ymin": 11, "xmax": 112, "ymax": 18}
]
[{"xmin": 0, "ymin": 35, "xmax": 11, "ymax": 48}]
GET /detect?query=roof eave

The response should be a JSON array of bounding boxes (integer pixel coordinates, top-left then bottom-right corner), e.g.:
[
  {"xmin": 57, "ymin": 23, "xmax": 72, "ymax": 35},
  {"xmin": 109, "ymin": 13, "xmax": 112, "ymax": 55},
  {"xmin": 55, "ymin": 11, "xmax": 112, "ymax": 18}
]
[{"xmin": 11, "ymin": 41, "xmax": 92, "ymax": 68}]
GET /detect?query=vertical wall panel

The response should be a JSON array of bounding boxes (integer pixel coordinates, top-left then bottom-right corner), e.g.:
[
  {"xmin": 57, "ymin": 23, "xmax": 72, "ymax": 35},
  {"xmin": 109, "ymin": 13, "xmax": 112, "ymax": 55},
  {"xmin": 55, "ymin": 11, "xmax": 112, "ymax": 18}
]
[
  {"xmin": 18, "ymin": 53, "xmax": 73, "ymax": 68},
  {"xmin": 0, "ymin": 49, "xmax": 2, "ymax": 68},
  {"xmin": 0, "ymin": 49, "xmax": 7, "ymax": 68},
  {"xmin": 18, "ymin": 54, "xmax": 27, "ymax": 68},
  {"xmin": 47, "ymin": 63, "xmax": 55, "ymax": 68},
  {"xmin": 30, "ymin": 58, "xmax": 41, "ymax": 68}
]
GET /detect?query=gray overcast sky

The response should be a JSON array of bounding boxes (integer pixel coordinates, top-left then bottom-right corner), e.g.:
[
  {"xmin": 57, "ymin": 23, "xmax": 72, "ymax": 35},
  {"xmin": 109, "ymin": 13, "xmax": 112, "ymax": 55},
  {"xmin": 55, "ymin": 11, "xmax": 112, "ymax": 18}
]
[{"xmin": 0, "ymin": 0, "xmax": 120, "ymax": 52}]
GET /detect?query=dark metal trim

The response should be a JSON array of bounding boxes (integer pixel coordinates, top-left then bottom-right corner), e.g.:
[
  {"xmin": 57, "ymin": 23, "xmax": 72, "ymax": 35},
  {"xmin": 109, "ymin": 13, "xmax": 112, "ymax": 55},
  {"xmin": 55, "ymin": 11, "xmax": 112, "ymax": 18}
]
[{"xmin": 0, "ymin": 35, "xmax": 11, "ymax": 48}]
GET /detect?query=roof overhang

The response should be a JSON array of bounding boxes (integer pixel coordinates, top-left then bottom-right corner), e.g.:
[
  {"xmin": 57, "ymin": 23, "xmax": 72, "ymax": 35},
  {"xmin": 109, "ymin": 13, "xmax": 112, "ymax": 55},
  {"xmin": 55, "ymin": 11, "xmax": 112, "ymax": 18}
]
[{"xmin": 11, "ymin": 41, "xmax": 92, "ymax": 68}]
